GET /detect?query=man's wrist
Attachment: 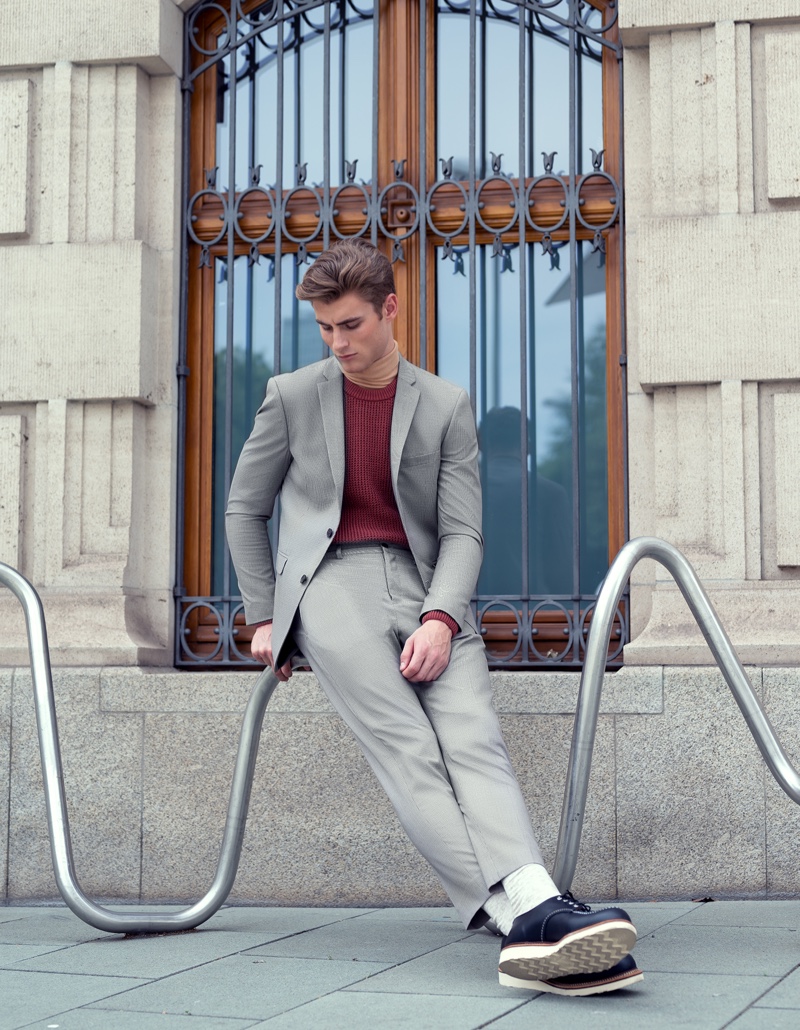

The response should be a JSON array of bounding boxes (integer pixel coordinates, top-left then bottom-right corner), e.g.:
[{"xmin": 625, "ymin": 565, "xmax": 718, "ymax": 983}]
[
  {"xmin": 421, "ymin": 610, "xmax": 459, "ymax": 637},
  {"xmin": 251, "ymin": 619, "xmax": 273, "ymax": 628}
]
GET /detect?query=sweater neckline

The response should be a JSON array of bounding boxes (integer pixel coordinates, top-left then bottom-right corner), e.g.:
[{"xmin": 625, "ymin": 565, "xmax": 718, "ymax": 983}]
[{"xmin": 343, "ymin": 376, "xmax": 398, "ymax": 402}]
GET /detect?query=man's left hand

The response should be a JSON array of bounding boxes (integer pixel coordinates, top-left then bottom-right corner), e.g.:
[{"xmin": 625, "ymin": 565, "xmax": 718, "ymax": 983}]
[{"xmin": 399, "ymin": 621, "xmax": 452, "ymax": 682}]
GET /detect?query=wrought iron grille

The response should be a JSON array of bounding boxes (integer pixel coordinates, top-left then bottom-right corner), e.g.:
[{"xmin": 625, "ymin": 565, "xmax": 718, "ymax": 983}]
[{"xmin": 175, "ymin": 0, "xmax": 629, "ymax": 668}]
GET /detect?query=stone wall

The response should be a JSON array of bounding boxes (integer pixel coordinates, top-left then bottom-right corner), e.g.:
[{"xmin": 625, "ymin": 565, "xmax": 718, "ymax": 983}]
[
  {"xmin": 621, "ymin": 8, "xmax": 800, "ymax": 665},
  {"xmin": 0, "ymin": 4, "xmax": 182, "ymax": 667},
  {"xmin": 3, "ymin": 665, "xmax": 799, "ymax": 906}
]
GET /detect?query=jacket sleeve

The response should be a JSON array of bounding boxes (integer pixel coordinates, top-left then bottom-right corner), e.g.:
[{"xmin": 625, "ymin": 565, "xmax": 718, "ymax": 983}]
[
  {"xmin": 225, "ymin": 376, "xmax": 292, "ymax": 624},
  {"xmin": 420, "ymin": 388, "xmax": 484, "ymax": 629}
]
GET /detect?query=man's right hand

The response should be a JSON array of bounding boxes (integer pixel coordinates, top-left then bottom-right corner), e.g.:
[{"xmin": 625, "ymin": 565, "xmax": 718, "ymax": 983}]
[{"xmin": 251, "ymin": 622, "xmax": 293, "ymax": 682}]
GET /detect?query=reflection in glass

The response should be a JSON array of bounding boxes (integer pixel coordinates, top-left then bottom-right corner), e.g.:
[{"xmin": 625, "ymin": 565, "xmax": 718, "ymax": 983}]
[
  {"xmin": 436, "ymin": 241, "xmax": 608, "ymax": 600},
  {"xmin": 211, "ymin": 254, "xmax": 324, "ymax": 595}
]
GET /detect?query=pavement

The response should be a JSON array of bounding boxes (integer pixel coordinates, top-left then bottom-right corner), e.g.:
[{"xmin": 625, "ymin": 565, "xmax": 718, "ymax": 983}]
[{"xmin": 2, "ymin": 900, "xmax": 800, "ymax": 1029}]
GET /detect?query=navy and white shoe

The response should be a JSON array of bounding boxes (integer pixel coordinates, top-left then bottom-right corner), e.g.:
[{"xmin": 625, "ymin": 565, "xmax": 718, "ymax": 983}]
[
  {"xmin": 500, "ymin": 953, "xmax": 644, "ymax": 995},
  {"xmin": 498, "ymin": 892, "xmax": 637, "ymax": 981}
]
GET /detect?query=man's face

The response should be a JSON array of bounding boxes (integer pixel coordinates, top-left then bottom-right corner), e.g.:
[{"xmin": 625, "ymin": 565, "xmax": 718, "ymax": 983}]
[{"xmin": 312, "ymin": 291, "xmax": 399, "ymax": 374}]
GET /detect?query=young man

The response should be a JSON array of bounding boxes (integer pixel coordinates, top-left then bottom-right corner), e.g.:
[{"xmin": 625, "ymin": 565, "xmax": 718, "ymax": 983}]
[{"xmin": 226, "ymin": 238, "xmax": 642, "ymax": 996}]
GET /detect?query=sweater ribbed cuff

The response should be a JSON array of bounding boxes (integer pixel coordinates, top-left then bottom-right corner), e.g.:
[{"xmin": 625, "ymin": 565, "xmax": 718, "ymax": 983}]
[
  {"xmin": 250, "ymin": 619, "xmax": 273, "ymax": 628},
  {"xmin": 421, "ymin": 610, "xmax": 459, "ymax": 637}
]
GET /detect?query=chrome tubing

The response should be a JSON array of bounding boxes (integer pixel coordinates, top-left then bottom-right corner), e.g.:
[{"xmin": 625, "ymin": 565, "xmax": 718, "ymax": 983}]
[
  {"xmin": 552, "ymin": 536, "xmax": 800, "ymax": 893},
  {"xmin": 0, "ymin": 561, "xmax": 280, "ymax": 934}
]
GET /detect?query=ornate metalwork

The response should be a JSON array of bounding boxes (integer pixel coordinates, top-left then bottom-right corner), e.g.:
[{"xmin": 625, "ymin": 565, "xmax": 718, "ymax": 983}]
[{"xmin": 176, "ymin": 0, "xmax": 627, "ymax": 669}]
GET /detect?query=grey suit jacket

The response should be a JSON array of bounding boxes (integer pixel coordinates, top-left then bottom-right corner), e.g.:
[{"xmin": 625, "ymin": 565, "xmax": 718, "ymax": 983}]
[{"xmin": 225, "ymin": 354, "xmax": 483, "ymax": 668}]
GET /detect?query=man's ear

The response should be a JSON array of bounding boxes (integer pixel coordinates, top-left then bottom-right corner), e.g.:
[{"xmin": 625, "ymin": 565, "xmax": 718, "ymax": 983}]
[{"xmin": 383, "ymin": 293, "xmax": 399, "ymax": 321}]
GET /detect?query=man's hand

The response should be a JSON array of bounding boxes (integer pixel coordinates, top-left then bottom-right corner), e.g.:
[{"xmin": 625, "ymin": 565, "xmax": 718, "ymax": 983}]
[
  {"xmin": 399, "ymin": 620, "xmax": 452, "ymax": 683},
  {"xmin": 251, "ymin": 622, "xmax": 293, "ymax": 682}
]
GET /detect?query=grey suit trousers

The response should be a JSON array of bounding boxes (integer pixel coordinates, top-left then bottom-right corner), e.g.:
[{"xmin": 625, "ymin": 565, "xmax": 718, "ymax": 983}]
[{"xmin": 292, "ymin": 543, "xmax": 544, "ymax": 929}]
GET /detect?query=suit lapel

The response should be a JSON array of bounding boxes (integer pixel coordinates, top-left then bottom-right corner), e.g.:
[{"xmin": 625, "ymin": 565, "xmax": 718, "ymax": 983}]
[
  {"xmin": 390, "ymin": 357, "xmax": 420, "ymax": 494},
  {"xmin": 318, "ymin": 360, "xmax": 346, "ymax": 506}
]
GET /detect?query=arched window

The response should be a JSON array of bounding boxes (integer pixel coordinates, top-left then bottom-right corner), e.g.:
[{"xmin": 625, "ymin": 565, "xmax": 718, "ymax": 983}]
[{"xmin": 176, "ymin": 0, "xmax": 626, "ymax": 667}]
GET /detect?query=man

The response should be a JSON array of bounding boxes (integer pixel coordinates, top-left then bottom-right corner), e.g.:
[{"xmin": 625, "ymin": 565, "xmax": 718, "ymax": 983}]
[{"xmin": 226, "ymin": 238, "xmax": 642, "ymax": 996}]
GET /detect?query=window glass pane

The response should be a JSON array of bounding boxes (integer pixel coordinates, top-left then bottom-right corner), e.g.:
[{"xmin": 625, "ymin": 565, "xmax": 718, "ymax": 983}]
[
  {"xmin": 343, "ymin": 18, "xmax": 374, "ymax": 184},
  {"xmin": 436, "ymin": 240, "xmax": 608, "ymax": 600},
  {"xmin": 211, "ymin": 253, "xmax": 324, "ymax": 595}
]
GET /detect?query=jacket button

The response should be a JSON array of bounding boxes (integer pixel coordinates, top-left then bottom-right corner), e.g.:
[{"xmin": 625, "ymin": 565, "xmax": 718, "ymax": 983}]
[
  {"xmin": 327, "ymin": 528, "xmax": 333, "ymax": 538},
  {"xmin": 300, "ymin": 575, "xmax": 308, "ymax": 584}
]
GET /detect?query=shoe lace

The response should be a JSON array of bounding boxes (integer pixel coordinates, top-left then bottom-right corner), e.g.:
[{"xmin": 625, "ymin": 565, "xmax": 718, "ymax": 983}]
[{"xmin": 556, "ymin": 891, "xmax": 592, "ymax": 913}]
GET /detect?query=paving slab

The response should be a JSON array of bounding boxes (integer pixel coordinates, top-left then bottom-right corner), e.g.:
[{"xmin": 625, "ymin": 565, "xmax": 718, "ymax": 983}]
[
  {"xmin": 0, "ymin": 969, "xmax": 150, "ymax": 1030},
  {"xmin": 490, "ymin": 972, "xmax": 782, "ymax": 1030},
  {"xmin": 753, "ymin": 965, "xmax": 800, "ymax": 1009},
  {"xmin": 344, "ymin": 932, "xmax": 509, "ymax": 998},
  {"xmin": 247, "ymin": 989, "xmax": 528, "ymax": 1029},
  {"xmin": 671, "ymin": 899, "xmax": 800, "ymax": 928},
  {"xmin": 85, "ymin": 954, "xmax": 393, "ymax": 1022},
  {"xmin": 0, "ymin": 942, "xmax": 69, "ymax": 964},
  {"xmin": 729, "ymin": 1011, "xmax": 800, "ymax": 1029},
  {"xmin": 207, "ymin": 907, "xmax": 372, "ymax": 934},
  {"xmin": 13, "ymin": 930, "xmax": 289, "ymax": 979},
  {"xmin": 244, "ymin": 917, "xmax": 472, "ymax": 964},
  {"xmin": 611, "ymin": 900, "xmax": 701, "ymax": 938},
  {"xmin": 634, "ymin": 923, "xmax": 800, "ymax": 976},
  {"xmin": 25, "ymin": 1011, "xmax": 257, "ymax": 1030},
  {"xmin": 0, "ymin": 910, "xmax": 107, "ymax": 945}
]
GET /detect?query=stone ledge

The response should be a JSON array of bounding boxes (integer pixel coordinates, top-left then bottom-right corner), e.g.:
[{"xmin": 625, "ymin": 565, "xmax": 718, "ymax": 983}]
[
  {"xmin": 620, "ymin": 2, "xmax": 799, "ymax": 46},
  {"xmin": 98, "ymin": 665, "xmax": 664, "ymax": 716},
  {"xmin": 0, "ymin": 0, "xmax": 182, "ymax": 76}
]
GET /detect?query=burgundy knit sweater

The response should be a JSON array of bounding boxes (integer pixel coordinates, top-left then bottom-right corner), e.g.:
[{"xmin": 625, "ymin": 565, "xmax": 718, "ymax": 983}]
[
  {"xmin": 334, "ymin": 377, "xmax": 458, "ymax": 636},
  {"xmin": 256, "ymin": 376, "xmax": 459, "ymax": 637}
]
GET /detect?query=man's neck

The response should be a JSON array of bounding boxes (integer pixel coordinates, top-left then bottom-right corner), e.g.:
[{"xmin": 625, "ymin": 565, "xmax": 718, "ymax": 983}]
[{"xmin": 341, "ymin": 341, "xmax": 400, "ymax": 389}]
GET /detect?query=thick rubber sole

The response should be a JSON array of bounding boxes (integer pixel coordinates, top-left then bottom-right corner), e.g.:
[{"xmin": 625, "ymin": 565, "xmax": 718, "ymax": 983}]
[
  {"xmin": 498, "ymin": 919, "xmax": 637, "ymax": 980},
  {"xmin": 499, "ymin": 963, "xmax": 644, "ymax": 996}
]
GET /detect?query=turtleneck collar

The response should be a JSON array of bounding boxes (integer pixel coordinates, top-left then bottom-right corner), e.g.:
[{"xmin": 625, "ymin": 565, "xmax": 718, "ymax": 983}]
[{"xmin": 340, "ymin": 340, "xmax": 400, "ymax": 389}]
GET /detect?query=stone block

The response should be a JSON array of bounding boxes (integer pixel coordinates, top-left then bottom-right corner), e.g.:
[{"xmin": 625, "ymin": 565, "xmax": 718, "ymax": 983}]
[
  {"xmin": 765, "ymin": 32, "xmax": 800, "ymax": 200},
  {"xmin": 0, "ymin": 670, "xmax": 12, "ymax": 901},
  {"xmin": 491, "ymin": 665, "xmax": 663, "ymax": 715},
  {"xmin": 502, "ymin": 714, "xmax": 617, "ymax": 898},
  {"xmin": 626, "ymin": 581, "xmax": 800, "ymax": 666},
  {"xmin": 0, "ymin": 0, "xmax": 182, "ymax": 76},
  {"xmin": 100, "ymin": 668, "xmax": 331, "ymax": 714},
  {"xmin": 0, "ymin": 242, "xmax": 159, "ymax": 403},
  {"xmin": 616, "ymin": 667, "xmax": 767, "ymax": 899},
  {"xmin": 0, "ymin": 415, "xmax": 24, "ymax": 568},
  {"xmin": 761, "ymin": 668, "xmax": 800, "ymax": 895},
  {"xmin": 0, "ymin": 584, "xmax": 172, "ymax": 667},
  {"xmin": 0, "ymin": 79, "xmax": 32, "ymax": 238},
  {"xmin": 140, "ymin": 708, "xmax": 446, "ymax": 906},
  {"xmin": 635, "ymin": 213, "xmax": 800, "ymax": 387},
  {"xmin": 8, "ymin": 669, "xmax": 143, "ymax": 900},
  {"xmin": 620, "ymin": 2, "xmax": 800, "ymax": 46},
  {"xmin": 773, "ymin": 393, "xmax": 800, "ymax": 567}
]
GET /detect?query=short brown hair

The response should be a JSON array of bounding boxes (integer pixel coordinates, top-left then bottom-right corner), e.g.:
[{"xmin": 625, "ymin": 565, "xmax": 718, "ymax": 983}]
[{"xmin": 295, "ymin": 239, "xmax": 395, "ymax": 315}]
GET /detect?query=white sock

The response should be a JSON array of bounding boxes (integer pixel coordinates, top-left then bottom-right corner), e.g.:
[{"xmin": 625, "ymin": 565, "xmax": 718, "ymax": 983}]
[
  {"xmin": 483, "ymin": 890, "xmax": 514, "ymax": 935},
  {"xmin": 502, "ymin": 863, "xmax": 560, "ymax": 919}
]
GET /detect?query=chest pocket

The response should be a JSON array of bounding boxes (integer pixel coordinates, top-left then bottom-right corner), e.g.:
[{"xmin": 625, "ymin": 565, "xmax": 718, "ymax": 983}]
[{"xmin": 402, "ymin": 450, "xmax": 439, "ymax": 467}]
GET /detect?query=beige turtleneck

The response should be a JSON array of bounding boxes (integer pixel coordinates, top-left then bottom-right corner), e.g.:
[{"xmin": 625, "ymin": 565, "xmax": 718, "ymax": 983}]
[{"xmin": 340, "ymin": 340, "xmax": 400, "ymax": 389}]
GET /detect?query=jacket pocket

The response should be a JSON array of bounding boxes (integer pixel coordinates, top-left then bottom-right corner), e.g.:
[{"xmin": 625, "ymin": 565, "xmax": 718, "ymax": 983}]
[{"xmin": 402, "ymin": 450, "xmax": 439, "ymax": 467}]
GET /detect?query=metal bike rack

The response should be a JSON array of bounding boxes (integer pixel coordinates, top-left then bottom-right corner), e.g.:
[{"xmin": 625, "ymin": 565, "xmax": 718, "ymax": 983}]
[
  {"xmin": 552, "ymin": 536, "xmax": 800, "ymax": 893},
  {"xmin": 4, "ymin": 537, "xmax": 800, "ymax": 932},
  {"xmin": 0, "ymin": 560, "xmax": 280, "ymax": 934}
]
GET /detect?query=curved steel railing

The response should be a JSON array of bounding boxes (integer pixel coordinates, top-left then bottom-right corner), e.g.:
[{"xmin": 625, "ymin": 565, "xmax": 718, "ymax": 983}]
[
  {"xmin": 552, "ymin": 537, "xmax": 800, "ymax": 892},
  {"xmin": 0, "ymin": 560, "xmax": 280, "ymax": 934},
  {"xmin": 5, "ymin": 539, "xmax": 800, "ymax": 929}
]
